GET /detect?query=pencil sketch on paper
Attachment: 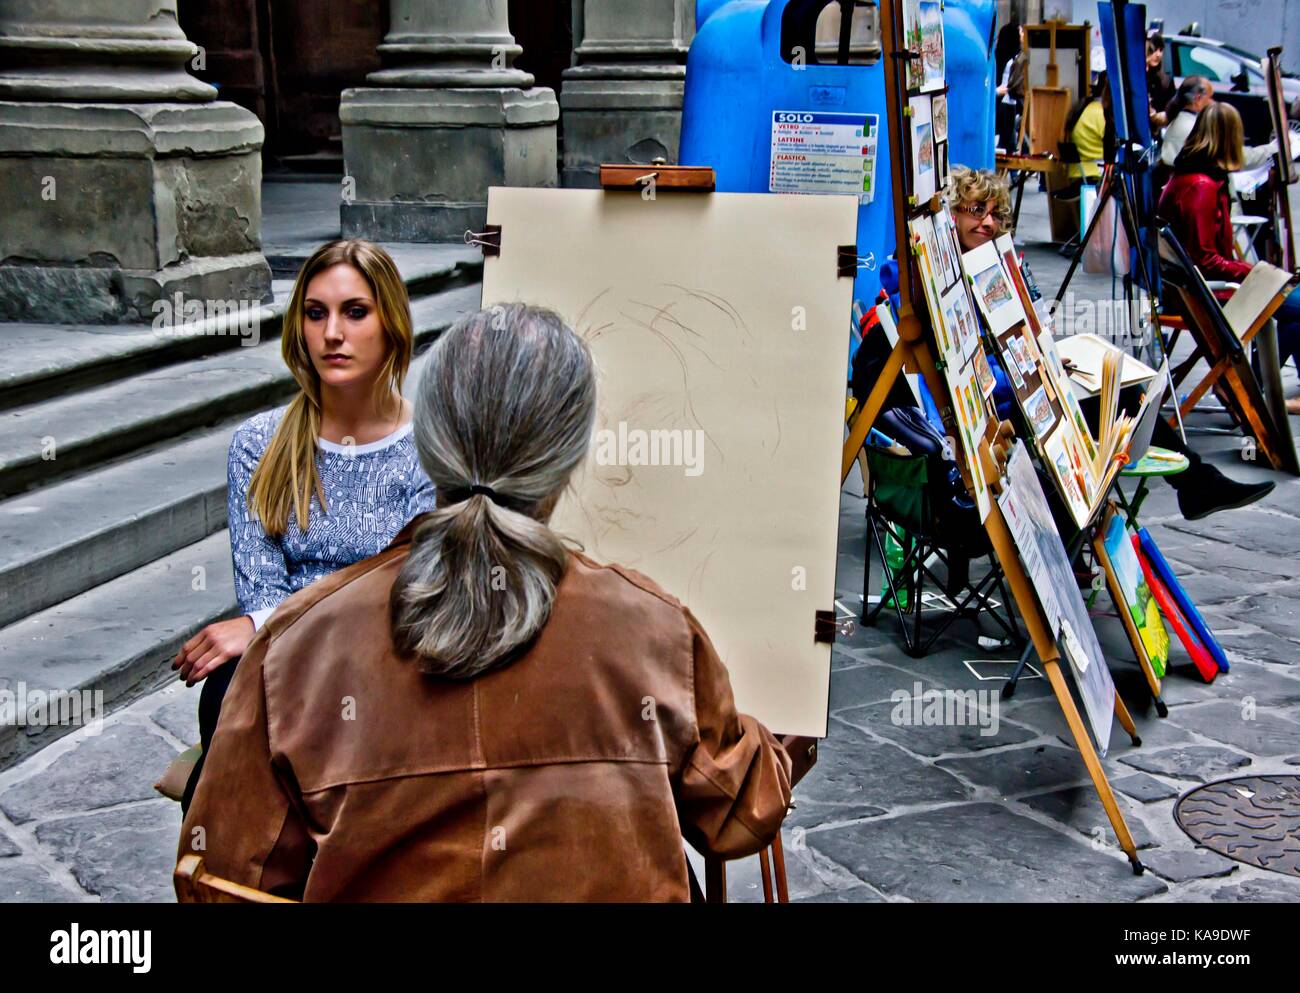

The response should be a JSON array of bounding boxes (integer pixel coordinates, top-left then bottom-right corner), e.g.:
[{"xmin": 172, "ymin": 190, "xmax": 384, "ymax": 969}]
[{"xmin": 555, "ymin": 284, "xmax": 777, "ymax": 581}]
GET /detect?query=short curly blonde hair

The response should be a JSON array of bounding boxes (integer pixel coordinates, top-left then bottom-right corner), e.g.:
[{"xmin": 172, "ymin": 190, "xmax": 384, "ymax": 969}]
[{"xmin": 946, "ymin": 166, "xmax": 1013, "ymax": 235}]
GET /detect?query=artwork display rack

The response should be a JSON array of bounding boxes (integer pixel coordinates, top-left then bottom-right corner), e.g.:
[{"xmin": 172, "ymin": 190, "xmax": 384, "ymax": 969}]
[{"xmin": 843, "ymin": 0, "xmax": 1148, "ymax": 873}]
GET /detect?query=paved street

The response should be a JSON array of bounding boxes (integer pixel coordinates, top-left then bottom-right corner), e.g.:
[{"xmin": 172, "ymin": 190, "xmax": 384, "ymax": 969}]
[{"xmin": 3, "ymin": 188, "xmax": 1300, "ymax": 903}]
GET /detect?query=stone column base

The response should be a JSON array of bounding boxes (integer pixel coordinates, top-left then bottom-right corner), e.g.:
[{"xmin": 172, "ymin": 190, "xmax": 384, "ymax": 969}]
[
  {"xmin": 340, "ymin": 86, "xmax": 559, "ymax": 242},
  {"xmin": 0, "ymin": 101, "xmax": 270, "ymax": 325},
  {"xmin": 560, "ymin": 70, "xmax": 685, "ymax": 189}
]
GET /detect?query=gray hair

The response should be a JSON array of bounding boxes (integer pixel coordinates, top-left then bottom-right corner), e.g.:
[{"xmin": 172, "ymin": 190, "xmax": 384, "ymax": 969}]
[
  {"xmin": 390, "ymin": 303, "xmax": 597, "ymax": 678},
  {"xmin": 1169, "ymin": 75, "xmax": 1210, "ymax": 118}
]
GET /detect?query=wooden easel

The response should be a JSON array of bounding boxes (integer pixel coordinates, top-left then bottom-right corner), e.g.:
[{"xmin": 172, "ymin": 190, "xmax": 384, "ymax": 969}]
[
  {"xmin": 1019, "ymin": 20, "xmax": 1085, "ymax": 159},
  {"xmin": 1264, "ymin": 46, "xmax": 1298, "ymax": 273},
  {"xmin": 844, "ymin": 0, "xmax": 1147, "ymax": 874},
  {"xmin": 1158, "ymin": 227, "xmax": 1300, "ymax": 475}
]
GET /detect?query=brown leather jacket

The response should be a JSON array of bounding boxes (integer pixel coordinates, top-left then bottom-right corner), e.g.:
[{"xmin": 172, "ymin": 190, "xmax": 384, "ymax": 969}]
[{"xmin": 177, "ymin": 517, "xmax": 793, "ymax": 902}]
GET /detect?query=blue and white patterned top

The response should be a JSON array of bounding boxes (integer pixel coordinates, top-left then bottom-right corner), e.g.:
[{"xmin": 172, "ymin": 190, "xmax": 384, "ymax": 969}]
[{"xmin": 227, "ymin": 406, "xmax": 437, "ymax": 629}]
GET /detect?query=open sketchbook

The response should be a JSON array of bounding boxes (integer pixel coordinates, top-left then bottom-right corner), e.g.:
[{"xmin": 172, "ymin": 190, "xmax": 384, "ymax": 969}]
[
  {"xmin": 1056, "ymin": 333, "xmax": 1157, "ymax": 398},
  {"xmin": 1220, "ymin": 261, "xmax": 1297, "ymax": 342}
]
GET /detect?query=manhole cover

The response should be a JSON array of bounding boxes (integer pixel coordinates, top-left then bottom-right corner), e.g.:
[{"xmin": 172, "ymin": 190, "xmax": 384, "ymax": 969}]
[{"xmin": 1175, "ymin": 775, "xmax": 1300, "ymax": 877}]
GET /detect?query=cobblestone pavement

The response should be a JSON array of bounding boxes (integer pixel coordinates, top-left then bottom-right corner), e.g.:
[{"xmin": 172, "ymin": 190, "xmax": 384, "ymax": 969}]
[{"xmin": 4, "ymin": 190, "xmax": 1300, "ymax": 902}]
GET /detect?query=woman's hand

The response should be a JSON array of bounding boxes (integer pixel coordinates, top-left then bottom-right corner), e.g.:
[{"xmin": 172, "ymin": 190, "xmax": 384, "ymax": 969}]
[{"xmin": 173, "ymin": 616, "xmax": 255, "ymax": 686}]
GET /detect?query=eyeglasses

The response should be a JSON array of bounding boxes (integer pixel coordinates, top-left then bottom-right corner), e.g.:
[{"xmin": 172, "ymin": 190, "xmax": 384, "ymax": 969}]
[{"xmin": 954, "ymin": 202, "xmax": 1001, "ymax": 220}]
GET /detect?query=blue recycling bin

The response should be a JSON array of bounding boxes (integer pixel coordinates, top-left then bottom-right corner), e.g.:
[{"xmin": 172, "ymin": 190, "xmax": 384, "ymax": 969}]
[{"xmin": 679, "ymin": 0, "xmax": 997, "ymax": 314}]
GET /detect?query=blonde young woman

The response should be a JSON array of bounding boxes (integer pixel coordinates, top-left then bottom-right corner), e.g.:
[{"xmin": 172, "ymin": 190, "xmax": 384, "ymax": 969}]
[
  {"xmin": 174, "ymin": 239, "xmax": 435, "ymax": 809},
  {"xmin": 178, "ymin": 304, "xmax": 792, "ymax": 902}
]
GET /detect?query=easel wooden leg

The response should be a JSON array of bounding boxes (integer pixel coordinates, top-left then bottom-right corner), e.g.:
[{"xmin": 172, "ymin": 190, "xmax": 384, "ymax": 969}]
[
  {"xmin": 771, "ymin": 834, "xmax": 790, "ymax": 903},
  {"xmin": 842, "ymin": 345, "xmax": 908, "ymax": 479},
  {"xmin": 758, "ymin": 846, "xmax": 774, "ymax": 903},
  {"xmin": 704, "ymin": 854, "xmax": 727, "ymax": 903},
  {"xmin": 1113, "ymin": 688, "xmax": 1140, "ymax": 746},
  {"xmin": 1042, "ymin": 657, "xmax": 1145, "ymax": 873}
]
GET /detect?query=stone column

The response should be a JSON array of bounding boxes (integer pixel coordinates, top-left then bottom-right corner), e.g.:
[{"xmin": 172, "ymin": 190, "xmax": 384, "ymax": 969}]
[
  {"xmin": 0, "ymin": 0, "xmax": 271, "ymax": 324},
  {"xmin": 340, "ymin": 1, "xmax": 559, "ymax": 242},
  {"xmin": 561, "ymin": 0, "xmax": 695, "ymax": 188}
]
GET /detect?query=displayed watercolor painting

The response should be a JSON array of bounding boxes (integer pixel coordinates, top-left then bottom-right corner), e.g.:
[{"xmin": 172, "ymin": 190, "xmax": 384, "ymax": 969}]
[
  {"xmin": 976, "ymin": 264, "xmax": 1013, "ymax": 311},
  {"xmin": 1024, "ymin": 384, "xmax": 1055, "ymax": 438},
  {"xmin": 972, "ymin": 347, "xmax": 997, "ymax": 399},
  {"xmin": 1006, "ymin": 333, "xmax": 1035, "ymax": 377},
  {"xmin": 997, "ymin": 234, "xmax": 1041, "ymax": 336},
  {"xmin": 919, "ymin": 1, "xmax": 946, "ymax": 92},
  {"xmin": 1043, "ymin": 424, "xmax": 1089, "ymax": 525},
  {"xmin": 933, "ymin": 206, "xmax": 962, "ymax": 284},
  {"xmin": 902, "ymin": 0, "xmax": 925, "ymax": 91},
  {"xmin": 1100, "ymin": 513, "xmax": 1169, "ymax": 679},
  {"xmin": 932, "ymin": 92, "xmax": 948, "ymax": 142},
  {"xmin": 908, "ymin": 94, "xmax": 936, "ymax": 204},
  {"xmin": 962, "ymin": 241, "xmax": 1026, "ymax": 335}
]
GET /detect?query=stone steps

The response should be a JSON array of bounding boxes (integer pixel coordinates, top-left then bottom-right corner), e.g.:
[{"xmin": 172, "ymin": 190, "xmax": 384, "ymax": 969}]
[
  {"xmin": 0, "ymin": 297, "xmax": 288, "ymax": 413},
  {"xmin": 0, "ymin": 530, "xmax": 235, "ymax": 769},
  {"xmin": 0, "ymin": 280, "xmax": 481, "ymax": 628},
  {"xmin": 0, "ymin": 252, "xmax": 478, "ymax": 413}
]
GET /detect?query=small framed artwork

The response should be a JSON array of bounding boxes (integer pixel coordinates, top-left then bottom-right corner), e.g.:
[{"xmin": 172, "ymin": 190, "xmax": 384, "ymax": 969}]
[
  {"xmin": 932, "ymin": 92, "xmax": 948, "ymax": 143},
  {"xmin": 907, "ymin": 94, "xmax": 936, "ymax": 205}
]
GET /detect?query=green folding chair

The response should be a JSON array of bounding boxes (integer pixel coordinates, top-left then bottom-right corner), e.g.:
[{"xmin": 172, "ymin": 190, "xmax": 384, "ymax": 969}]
[{"xmin": 861, "ymin": 446, "xmax": 1022, "ymax": 658}]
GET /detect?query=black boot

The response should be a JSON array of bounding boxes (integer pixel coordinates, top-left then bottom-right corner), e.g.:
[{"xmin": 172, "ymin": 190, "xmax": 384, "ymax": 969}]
[{"xmin": 1175, "ymin": 463, "xmax": 1275, "ymax": 521}]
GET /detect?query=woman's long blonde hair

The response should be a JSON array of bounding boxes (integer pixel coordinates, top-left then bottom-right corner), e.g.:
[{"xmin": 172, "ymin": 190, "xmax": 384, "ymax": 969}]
[
  {"xmin": 247, "ymin": 239, "xmax": 413, "ymax": 536},
  {"xmin": 1179, "ymin": 101, "xmax": 1245, "ymax": 173}
]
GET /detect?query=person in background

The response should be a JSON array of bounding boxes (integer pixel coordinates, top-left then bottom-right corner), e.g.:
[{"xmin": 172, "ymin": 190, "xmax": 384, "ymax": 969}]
[
  {"xmin": 1066, "ymin": 71, "xmax": 1111, "ymax": 183},
  {"xmin": 1160, "ymin": 76, "xmax": 1274, "ymax": 173},
  {"xmin": 173, "ymin": 239, "xmax": 436, "ymax": 810},
  {"xmin": 995, "ymin": 24, "xmax": 1027, "ymax": 154},
  {"xmin": 1160, "ymin": 102, "xmax": 1300, "ymax": 418},
  {"xmin": 1145, "ymin": 35, "xmax": 1176, "ymax": 131},
  {"xmin": 945, "ymin": 167, "xmax": 1275, "ymax": 520},
  {"xmin": 178, "ymin": 304, "xmax": 793, "ymax": 902}
]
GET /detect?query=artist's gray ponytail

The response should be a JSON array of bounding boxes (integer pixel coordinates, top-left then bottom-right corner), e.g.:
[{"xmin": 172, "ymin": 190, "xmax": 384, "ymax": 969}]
[{"xmin": 390, "ymin": 304, "xmax": 597, "ymax": 678}]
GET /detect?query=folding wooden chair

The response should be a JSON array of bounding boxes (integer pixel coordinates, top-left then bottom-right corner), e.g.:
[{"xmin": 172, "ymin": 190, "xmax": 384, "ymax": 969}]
[
  {"xmin": 1156, "ymin": 225, "xmax": 1299, "ymax": 474},
  {"xmin": 702, "ymin": 735, "xmax": 818, "ymax": 903},
  {"xmin": 174, "ymin": 855, "xmax": 296, "ymax": 904}
]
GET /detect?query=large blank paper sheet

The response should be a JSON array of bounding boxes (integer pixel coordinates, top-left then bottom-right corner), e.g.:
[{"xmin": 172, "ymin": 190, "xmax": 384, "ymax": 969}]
[{"xmin": 481, "ymin": 187, "xmax": 857, "ymax": 736}]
